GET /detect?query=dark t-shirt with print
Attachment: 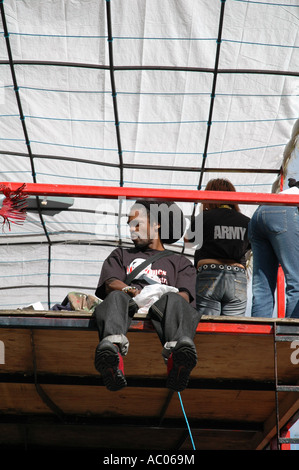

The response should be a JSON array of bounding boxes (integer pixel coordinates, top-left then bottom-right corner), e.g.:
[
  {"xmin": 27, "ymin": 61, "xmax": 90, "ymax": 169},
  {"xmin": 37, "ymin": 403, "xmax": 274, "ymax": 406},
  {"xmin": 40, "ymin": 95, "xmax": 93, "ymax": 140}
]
[
  {"xmin": 193, "ymin": 208, "xmax": 251, "ymax": 267},
  {"xmin": 95, "ymin": 247, "xmax": 196, "ymax": 305}
]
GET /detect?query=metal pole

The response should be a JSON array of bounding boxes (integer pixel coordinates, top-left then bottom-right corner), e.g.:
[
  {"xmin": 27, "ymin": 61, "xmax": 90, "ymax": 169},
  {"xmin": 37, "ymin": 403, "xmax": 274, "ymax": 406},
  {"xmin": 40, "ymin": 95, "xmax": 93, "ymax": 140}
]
[{"xmin": 1, "ymin": 183, "xmax": 299, "ymax": 206}]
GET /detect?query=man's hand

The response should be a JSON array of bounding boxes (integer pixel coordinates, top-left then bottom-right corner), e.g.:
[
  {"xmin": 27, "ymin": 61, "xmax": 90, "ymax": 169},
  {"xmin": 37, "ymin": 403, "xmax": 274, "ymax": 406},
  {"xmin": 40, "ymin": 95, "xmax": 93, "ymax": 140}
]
[
  {"xmin": 105, "ymin": 278, "xmax": 140, "ymax": 297},
  {"xmin": 121, "ymin": 286, "xmax": 140, "ymax": 297}
]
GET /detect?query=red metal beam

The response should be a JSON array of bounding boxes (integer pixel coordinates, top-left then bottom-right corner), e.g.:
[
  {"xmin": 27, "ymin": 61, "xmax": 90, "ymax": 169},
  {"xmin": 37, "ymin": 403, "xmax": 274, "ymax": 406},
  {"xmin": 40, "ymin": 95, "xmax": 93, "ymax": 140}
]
[
  {"xmin": 131, "ymin": 319, "xmax": 273, "ymax": 335},
  {"xmin": 1, "ymin": 182, "xmax": 299, "ymax": 206},
  {"xmin": 195, "ymin": 322, "xmax": 273, "ymax": 335}
]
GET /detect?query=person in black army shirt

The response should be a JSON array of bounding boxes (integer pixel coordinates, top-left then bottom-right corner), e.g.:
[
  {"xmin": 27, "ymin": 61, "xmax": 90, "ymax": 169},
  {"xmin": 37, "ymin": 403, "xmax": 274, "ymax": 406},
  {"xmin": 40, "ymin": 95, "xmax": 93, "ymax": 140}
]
[
  {"xmin": 93, "ymin": 199, "xmax": 200, "ymax": 392},
  {"xmin": 185, "ymin": 178, "xmax": 251, "ymax": 317}
]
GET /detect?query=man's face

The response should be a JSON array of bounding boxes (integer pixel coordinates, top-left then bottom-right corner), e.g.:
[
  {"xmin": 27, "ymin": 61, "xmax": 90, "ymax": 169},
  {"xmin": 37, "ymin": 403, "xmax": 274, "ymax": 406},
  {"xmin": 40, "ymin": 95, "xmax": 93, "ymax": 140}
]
[{"xmin": 128, "ymin": 204, "xmax": 158, "ymax": 247}]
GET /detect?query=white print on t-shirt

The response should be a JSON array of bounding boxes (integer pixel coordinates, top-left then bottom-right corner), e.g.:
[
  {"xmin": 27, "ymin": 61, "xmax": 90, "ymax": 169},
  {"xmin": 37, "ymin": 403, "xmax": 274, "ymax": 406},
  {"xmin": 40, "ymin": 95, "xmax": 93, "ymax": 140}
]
[
  {"xmin": 126, "ymin": 258, "xmax": 168, "ymax": 284},
  {"xmin": 214, "ymin": 225, "xmax": 246, "ymax": 240}
]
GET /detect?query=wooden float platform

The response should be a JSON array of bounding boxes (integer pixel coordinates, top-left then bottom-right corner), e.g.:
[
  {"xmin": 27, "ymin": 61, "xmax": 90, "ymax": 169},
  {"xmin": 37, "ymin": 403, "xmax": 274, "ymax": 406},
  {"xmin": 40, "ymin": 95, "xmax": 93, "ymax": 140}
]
[{"xmin": 0, "ymin": 310, "xmax": 298, "ymax": 451}]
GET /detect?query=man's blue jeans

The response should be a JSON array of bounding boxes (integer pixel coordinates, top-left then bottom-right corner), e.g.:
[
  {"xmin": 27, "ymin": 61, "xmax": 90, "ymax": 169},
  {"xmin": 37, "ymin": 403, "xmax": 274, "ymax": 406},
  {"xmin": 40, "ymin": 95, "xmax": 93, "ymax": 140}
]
[{"xmin": 248, "ymin": 205, "xmax": 299, "ymax": 318}]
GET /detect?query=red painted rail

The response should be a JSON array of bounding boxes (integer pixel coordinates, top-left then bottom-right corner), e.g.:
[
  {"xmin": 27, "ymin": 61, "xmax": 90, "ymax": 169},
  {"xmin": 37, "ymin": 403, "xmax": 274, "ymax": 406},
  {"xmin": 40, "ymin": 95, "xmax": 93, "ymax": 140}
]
[{"xmin": 1, "ymin": 182, "xmax": 299, "ymax": 206}]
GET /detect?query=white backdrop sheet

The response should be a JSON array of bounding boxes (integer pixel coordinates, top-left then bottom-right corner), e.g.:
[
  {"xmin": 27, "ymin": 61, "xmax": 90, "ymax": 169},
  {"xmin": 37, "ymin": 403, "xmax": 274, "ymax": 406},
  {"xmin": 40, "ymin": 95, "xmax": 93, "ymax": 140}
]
[{"xmin": 0, "ymin": 0, "xmax": 298, "ymax": 309}]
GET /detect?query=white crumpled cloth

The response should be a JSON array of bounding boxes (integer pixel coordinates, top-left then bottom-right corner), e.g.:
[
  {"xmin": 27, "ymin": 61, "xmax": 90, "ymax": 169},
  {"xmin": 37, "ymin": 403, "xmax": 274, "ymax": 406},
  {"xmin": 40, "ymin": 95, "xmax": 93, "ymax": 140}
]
[{"xmin": 134, "ymin": 284, "xmax": 178, "ymax": 314}]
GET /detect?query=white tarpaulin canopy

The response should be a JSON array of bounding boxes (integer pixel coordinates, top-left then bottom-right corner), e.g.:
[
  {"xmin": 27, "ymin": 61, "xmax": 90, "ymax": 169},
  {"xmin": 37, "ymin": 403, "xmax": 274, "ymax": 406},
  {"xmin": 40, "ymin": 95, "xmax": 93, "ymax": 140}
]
[{"xmin": 0, "ymin": 0, "xmax": 298, "ymax": 310}]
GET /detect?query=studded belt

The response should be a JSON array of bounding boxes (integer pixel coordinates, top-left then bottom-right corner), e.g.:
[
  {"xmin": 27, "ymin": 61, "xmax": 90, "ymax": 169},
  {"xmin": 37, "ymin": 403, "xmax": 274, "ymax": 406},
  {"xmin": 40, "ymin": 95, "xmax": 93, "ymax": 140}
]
[{"xmin": 197, "ymin": 263, "xmax": 245, "ymax": 273}]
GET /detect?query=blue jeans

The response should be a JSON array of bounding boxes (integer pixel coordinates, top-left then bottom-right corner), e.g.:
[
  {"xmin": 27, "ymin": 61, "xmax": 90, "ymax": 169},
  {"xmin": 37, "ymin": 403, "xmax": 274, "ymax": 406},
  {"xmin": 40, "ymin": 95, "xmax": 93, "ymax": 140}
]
[
  {"xmin": 248, "ymin": 205, "xmax": 299, "ymax": 318},
  {"xmin": 196, "ymin": 264, "xmax": 247, "ymax": 316}
]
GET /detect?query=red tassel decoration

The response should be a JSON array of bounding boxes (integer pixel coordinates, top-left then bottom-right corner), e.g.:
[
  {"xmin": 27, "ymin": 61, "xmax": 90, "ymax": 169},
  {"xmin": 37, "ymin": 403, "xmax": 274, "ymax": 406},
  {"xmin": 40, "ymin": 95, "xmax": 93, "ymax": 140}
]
[{"xmin": 0, "ymin": 183, "xmax": 28, "ymax": 230}]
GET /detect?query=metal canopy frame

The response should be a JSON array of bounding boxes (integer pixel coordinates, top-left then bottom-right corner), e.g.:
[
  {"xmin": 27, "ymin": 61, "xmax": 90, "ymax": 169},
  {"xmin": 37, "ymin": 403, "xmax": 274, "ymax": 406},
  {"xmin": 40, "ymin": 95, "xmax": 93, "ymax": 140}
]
[
  {"xmin": 1, "ymin": 181, "xmax": 299, "ymax": 205},
  {"xmin": 0, "ymin": 0, "xmax": 298, "ymax": 306}
]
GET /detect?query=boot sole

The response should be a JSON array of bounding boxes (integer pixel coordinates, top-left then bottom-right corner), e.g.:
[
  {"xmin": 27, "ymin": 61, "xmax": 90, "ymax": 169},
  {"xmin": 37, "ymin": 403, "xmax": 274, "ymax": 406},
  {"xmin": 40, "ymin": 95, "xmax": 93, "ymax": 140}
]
[
  {"xmin": 95, "ymin": 345, "xmax": 127, "ymax": 391},
  {"xmin": 167, "ymin": 343, "xmax": 197, "ymax": 392}
]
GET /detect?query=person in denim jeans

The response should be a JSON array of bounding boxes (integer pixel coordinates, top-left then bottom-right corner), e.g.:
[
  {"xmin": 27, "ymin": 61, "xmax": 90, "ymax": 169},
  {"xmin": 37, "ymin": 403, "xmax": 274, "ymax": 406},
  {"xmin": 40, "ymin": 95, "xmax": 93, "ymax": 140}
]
[
  {"xmin": 185, "ymin": 178, "xmax": 251, "ymax": 317},
  {"xmin": 249, "ymin": 180, "xmax": 299, "ymax": 318}
]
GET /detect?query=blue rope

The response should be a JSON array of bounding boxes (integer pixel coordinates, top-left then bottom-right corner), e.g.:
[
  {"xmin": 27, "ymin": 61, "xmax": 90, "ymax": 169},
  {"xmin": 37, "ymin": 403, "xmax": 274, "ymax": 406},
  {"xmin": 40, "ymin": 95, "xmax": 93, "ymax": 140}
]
[
  {"xmin": 0, "ymin": 31, "xmax": 107, "ymax": 38},
  {"xmin": 2, "ymin": 114, "xmax": 297, "ymax": 125},
  {"xmin": 222, "ymin": 38, "xmax": 299, "ymax": 49},
  {"xmin": 178, "ymin": 392, "xmax": 196, "ymax": 450},
  {"xmin": 9, "ymin": 87, "xmax": 297, "ymax": 98},
  {"xmin": 231, "ymin": 0, "xmax": 299, "ymax": 6}
]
